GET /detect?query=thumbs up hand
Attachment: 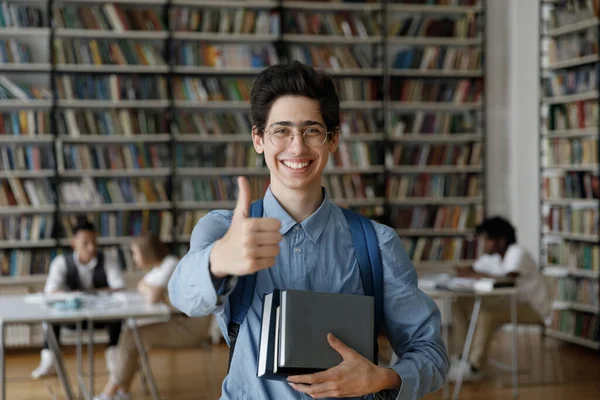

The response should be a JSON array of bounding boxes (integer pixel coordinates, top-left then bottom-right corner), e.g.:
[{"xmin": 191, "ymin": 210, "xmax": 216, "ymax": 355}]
[{"xmin": 209, "ymin": 176, "xmax": 283, "ymax": 279}]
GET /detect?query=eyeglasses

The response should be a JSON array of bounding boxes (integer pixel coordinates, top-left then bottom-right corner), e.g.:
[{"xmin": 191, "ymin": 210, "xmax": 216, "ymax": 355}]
[{"xmin": 261, "ymin": 126, "xmax": 331, "ymax": 148}]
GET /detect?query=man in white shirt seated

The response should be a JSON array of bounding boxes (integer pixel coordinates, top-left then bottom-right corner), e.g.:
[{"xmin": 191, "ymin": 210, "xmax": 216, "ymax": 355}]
[
  {"xmin": 448, "ymin": 216, "xmax": 551, "ymax": 382},
  {"xmin": 32, "ymin": 220, "xmax": 127, "ymax": 379}
]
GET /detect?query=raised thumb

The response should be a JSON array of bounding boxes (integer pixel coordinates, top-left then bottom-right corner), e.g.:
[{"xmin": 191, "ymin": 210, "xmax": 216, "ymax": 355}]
[{"xmin": 232, "ymin": 176, "xmax": 251, "ymax": 221}]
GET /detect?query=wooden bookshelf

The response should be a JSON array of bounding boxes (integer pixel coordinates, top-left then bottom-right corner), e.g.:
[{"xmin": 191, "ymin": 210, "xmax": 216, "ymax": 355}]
[
  {"xmin": 0, "ymin": 0, "xmax": 488, "ymax": 346},
  {"xmin": 539, "ymin": 0, "xmax": 600, "ymax": 349}
]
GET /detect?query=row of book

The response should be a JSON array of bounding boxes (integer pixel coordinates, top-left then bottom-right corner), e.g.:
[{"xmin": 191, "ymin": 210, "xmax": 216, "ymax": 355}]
[
  {"xmin": 543, "ymin": 171, "xmax": 600, "ymax": 200},
  {"xmin": 283, "ymin": 11, "xmax": 378, "ymax": 37},
  {"xmin": 54, "ymin": 39, "xmax": 167, "ymax": 67},
  {"xmin": 177, "ymin": 176, "xmax": 268, "ymax": 204},
  {"xmin": 388, "ymin": 14, "xmax": 478, "ymax": 39},
  {"xmin": 390, "ymin": 205, "xmax": 483, "ymax": 230},
  {"xmin": 402, "ymin": 236, "xmax": 479, "ymax": 263},
  {"xmin": 55, "ymin": 5, "xmax": 164, "ymax": 32},
  {"xmin": 543, "ymin": 65, "xmax": 598, "ymax": 98},
  {"xmin": 0, "ymin": 145, "xmax": 55, "ymax": 171},
  {"xmin": 174, "ymin": 43, "xmax": 278, "ymax": 69},
  {"xmin": 542, "ymin": 137, "xmax": 598, "ymax": 167},
  {"xmin": 56, "ymin": 75, "xmax": 169, "ymax": 101},
  {"xmin": 0, "ymin": 215, "xmax": 54, "ymax": 242},
  {"xmin": 0, "ymin": 39, "xmax": 34, "ymax": 64},
  {"xmin": 0, "ymin": 179, "xmax": 55, "ymax": 208},
  {"xmin": 0, "ymin": 111, "xmax": 50, "ymax": 136},
  {"xmin": 59, "ymin": 177, "xmax": 169, "ymax": 207},
  {"xmin": 6, "ymin": 109, "xmax": 482, "ymax": 138},
  {"xmin": 554, "ymin": 277, "xmax": 599, "ymax": 306},
  {"xmin": 387, "ymin": 142, "xmax": 482, "ymax": 167},
  {"xmin": 0, "ymin": 250, "xmax": 55, "ymax": 277},
  {"xmin": 60, "ymin": 211, "xmax": 173, "ymax": 241},
  {"xmin": 0, "ymin": 77, "xmax": 50, "ymax": 101},
  {"xmin": 392, "ymin": 111, "xmax": 478, "ymax": 135},
  {"xmin": 170, "ymin": 8, "xmax": 279, "ymax": 35},
  {"xmin": 548, "ymin": 0, "xmax": 598, "ymax": 29},
  {"xmin": 549, "ymin": 309, "xmax": 599, "ymax": 342},
  {"xmin": 393, "ymin": 47, "xmax": 482, "ymax": 71},
  {"xmin": 547, "ymin": 29, "xmax": 598, "ymax": 65},
  {"xmin": 176, "ymin": 142, "xmax": 264, "ymax": 168},
  {"xmin": 289, "ymin": 45, "xmax": 373, "ymax": 70},
  {"xmin": 544, "ymin": 205, "xmax": 598, "ymax": 237},
  {"xmin": 386, "ymin": 173, "xmax": 481, "ymax": 198},
  {"xmin": 546, "ymin": 101, "xmax": 598, "ymax": 132},
  {"xmin": 0, "ymin": 75, "xmax": 486, "ymax": 105},
  {"xmin": 545, "ymin": 241, "xmax": 599, "ymax": 274},
  {"xmin": 60, "ymin": 144, "xmax": 170, "ymax": 171},
  {"xmin": 0, "ymin": 3, "xmax": 43, "ymax": 28},
  {"xmin": 392, "ymin": 79, "xmax": 483, "ymax": 103},
  {"xmin": 58, "ymin": 109, "xmax": 168, "ymax": 137}
]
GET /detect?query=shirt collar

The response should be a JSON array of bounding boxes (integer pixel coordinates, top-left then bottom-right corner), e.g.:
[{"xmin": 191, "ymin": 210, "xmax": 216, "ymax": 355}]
[{"xmin": 262, "ymin": 186, "xmax": 332, "ymax": 243}]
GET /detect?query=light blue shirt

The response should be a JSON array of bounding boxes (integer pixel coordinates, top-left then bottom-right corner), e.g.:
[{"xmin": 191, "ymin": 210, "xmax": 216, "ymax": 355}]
[{"xmin": 168, "ymin": 187, "xmax": 449, "ymax": 400}]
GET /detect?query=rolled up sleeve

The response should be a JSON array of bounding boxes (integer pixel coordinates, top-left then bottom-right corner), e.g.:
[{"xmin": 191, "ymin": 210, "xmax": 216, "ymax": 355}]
[
  {"xmin": 168, "ymin": 210, "xmax": 235, "ymax": 318},
  {"xmin": 374, "ymin": 224, "xmax": 450, "ymax": 399}
]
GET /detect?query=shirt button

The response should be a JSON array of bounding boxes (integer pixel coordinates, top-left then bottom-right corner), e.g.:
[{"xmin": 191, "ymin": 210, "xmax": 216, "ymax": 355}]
[
  {"xmin": 294, "ymin": 226, "xmax": 301, "ymax": 232},
  {"xmin": 294, "ymin": 248, "xmax": 301, "ymax": 253}
]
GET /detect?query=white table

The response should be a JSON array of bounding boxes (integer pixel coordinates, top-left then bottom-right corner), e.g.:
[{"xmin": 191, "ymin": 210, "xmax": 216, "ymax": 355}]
[
  {"xmin": 0, "ymin": 292, "xmax": 171, "ymax": 400},
  {"xmin": 421, "ymin": 287, "xmax": 519, "ymax": 400}
]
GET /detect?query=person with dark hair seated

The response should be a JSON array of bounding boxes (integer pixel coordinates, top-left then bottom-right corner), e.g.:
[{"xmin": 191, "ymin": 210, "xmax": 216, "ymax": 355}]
[
  {"xmin": 32, "ymin": 220, "xmax": 126, "ymax": 379},
  {"xmin": 448, "ymin": 216, "xmax": 551, "ymax": 382}
]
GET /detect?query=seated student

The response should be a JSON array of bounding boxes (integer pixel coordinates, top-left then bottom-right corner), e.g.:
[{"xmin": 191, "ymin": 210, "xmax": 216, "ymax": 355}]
[
  {"xmin": 449, "ymin": 216, "xmax": 551, "ymax": 381},
  {"xmin": 94, "ymin": 233, "xmax": 212, "ymax": 400},
  {"xmin": 168, "ymin": 62, "xmax": 449, "ymax": 399},
  {"xmin": 32, "ymin": 220, "xmax": 126, "ymax": 379}
]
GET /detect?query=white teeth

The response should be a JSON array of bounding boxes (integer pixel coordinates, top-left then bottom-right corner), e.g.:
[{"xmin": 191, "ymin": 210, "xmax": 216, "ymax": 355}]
[{"xmin": 282, "ymin": 161, "xmax": 310, "ymax": 170}]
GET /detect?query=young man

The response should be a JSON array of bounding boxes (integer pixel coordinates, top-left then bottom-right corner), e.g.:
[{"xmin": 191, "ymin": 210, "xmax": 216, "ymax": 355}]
[
  {"xmin": 32, "ymin": 220, "xmax": 126, "ymax": 379},
  {"xmin": 168, "ymin": 62, "xmax": 449, "ymax": 399},
  {"xmin": 449, "ymin": 216, "xmax": 551, "ymax": 381}
]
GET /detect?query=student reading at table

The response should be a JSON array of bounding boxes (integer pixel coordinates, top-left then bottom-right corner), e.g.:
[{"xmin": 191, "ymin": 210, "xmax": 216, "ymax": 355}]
[
  {"xmin": 168, "ymin": 62, "xmax": 449, "ymax": 400},
  {"xmin": 32, "ymin": 220, "xmax": 126, "ymax": 379},
  {"xmin": 94, "ymin": 233, "xmax": 213, "ymax": 400},
  {"xmin": 449, "ymin": 216, "xmax": 551, "ymax": 382}
]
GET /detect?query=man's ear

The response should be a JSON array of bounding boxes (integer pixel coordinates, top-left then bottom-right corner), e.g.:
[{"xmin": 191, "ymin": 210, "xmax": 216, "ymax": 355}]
[
  {"xmin": 329, "ymin": 127, "xmax": 340, "ymax": 153},
  {"xmin": 252, "ymin": 127, "xmax": 264, "ymax": 154}
]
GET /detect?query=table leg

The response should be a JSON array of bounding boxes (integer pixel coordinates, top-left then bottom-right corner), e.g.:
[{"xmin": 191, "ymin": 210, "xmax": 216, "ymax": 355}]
[
  {"xmin": 1, "ymin": 321, "xmax": 5, "ymax": 400},
  {"xmin": 511, "ymin": 293, "xmax": 519, "ymax": 398},
  {"xmin": 452, "ymin": 297, "xmax": 482, "ymax": 400},
  {"xmin": 129, "ymin": 319, "xmax": 160, "ymax": 400},
  {"xmin": 76, "ymin": 321, "xmax": 86, "ymax": 400},
  {"xmin": 43, "ymin": 323, "xmax": 75, "ymax": 400},
  {"xmin": 442, "ymin": 296, "xmax": 450, "ymax": 400},
  {"xmin": 88, "ymin": 320, "xmax": 94, "ymax": 399}
]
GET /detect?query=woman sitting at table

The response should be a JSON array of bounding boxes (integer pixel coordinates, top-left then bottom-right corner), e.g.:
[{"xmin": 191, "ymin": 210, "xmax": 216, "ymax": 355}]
[{"xmin": 94, "ymin": 233, "xmax": 213, "ymax": 400}]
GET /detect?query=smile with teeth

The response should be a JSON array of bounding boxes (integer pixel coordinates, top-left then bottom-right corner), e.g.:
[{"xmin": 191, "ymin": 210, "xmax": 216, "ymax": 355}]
[{"xmin": 281, "ymin": 160, "xmax": 312, "ymax": 170}]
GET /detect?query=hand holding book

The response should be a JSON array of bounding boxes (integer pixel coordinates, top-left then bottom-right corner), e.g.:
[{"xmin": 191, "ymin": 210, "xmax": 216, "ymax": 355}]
[
  {"xmin": 287, "ymin": 333, "xmax": 402, "ymax": 399},
  {"xmin": 209, "ymin": 176, "xmax": 282, "ymax": 278}
]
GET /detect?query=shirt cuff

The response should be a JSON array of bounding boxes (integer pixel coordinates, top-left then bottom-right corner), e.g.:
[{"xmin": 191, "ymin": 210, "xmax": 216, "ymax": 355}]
[{"xmin": 390, "ymin": 361, "xmax": 418, "ymax": 400}]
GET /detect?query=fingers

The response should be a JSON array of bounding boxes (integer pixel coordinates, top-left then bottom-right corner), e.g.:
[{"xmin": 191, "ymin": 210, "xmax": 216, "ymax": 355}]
[
  {"xmin": 232, "ymin": 176, "xmax": 251, "ymax": 221},
  {"xmin": 288, "ymin": 369, "xmax": 333, "ymax": 385},
  {"xmin": 244, "ymin": 244, "xmax": 280, "ymax": 259},
  {"xmin": 243, "ymin": 217, "xmax": 281, "ymax": 232},
  {"xmin": 327, "ymin": 333, "xmax": 355, "ymax": 360},
  {"xmin": 289, "ymin": 382, "xmax": 340, "ymax": 399},
  {"xmin": 249, "ymin": 232, "xmax": 283, "ymax": 245}
]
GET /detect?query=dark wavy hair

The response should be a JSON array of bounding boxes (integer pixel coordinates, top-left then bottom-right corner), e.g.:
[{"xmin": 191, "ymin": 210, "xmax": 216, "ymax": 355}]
[{"xmin": 250, "ymin": 61, "xmax": 340, "ymax": 134}]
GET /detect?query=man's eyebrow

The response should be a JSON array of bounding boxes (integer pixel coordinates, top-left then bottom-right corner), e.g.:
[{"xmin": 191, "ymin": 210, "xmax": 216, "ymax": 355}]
[{"xmin": 268, "ymin": 120, "xmax": 326, "ymax": 128}]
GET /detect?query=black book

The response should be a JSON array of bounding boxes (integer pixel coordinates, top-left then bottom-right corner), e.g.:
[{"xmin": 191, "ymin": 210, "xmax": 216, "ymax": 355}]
[{"xmin": 257, "ymin": 289, "xmax": 375, "ymax": 381}]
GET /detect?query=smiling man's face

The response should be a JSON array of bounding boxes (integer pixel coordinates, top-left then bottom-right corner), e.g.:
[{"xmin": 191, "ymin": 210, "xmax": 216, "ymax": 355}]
[{"xmin": 252, "ymin": 95, "xmax": 339, "ymax": 194}]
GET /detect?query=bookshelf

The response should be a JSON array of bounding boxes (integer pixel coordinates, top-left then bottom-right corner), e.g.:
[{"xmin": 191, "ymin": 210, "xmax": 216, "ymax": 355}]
[
  {"xmin": 539, "ymin": 0, "xmax": 600, "ymax": 350},
  {"xmin": 0, "ymin": 0, "xmax": 487, "ymax": 346}
]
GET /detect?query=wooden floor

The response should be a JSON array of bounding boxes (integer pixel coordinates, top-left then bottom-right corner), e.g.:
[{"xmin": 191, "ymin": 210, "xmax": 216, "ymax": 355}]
[{"xmin": 4, "ymin": 330, "xmax": 600, "ymax": 399}]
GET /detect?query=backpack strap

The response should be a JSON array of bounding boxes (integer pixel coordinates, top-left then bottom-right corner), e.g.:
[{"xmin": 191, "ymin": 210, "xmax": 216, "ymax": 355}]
[
  {"xmin": 226, "ymin": 199, "xmax": 263, "ymax": 370},
  {"xmin": 341, "ymin": 208, "xmax": 384, "ymax": 363}
]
